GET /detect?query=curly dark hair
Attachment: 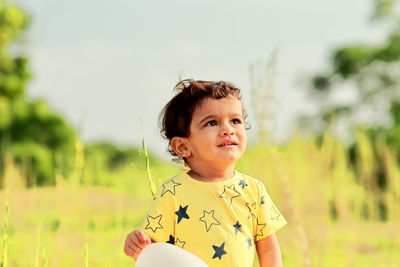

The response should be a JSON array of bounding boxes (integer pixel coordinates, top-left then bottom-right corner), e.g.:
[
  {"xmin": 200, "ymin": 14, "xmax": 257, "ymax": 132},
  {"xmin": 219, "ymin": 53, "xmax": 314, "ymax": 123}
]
[{"xmin": 158, "ymin": 79, "xmax": 249, "ymax": 163}]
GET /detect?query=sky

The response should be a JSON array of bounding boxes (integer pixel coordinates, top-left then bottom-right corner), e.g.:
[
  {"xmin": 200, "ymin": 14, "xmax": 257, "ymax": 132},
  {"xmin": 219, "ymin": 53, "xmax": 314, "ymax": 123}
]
[{"xmin": 12, "ymin": 0, "xmax": 387, "ymax": 158}]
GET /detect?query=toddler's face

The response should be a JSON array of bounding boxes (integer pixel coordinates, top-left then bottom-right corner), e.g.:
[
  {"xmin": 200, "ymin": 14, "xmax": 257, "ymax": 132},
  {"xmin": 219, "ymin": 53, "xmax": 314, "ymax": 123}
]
[{"xmin": 185, "ymin": 96, "xmax": 247, "ymax": 166}]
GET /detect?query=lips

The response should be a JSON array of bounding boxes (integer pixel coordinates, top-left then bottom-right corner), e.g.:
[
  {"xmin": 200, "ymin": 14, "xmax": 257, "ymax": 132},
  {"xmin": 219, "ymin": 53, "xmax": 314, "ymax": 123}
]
[{"xmin": 217, "ymin": 140, "xmax": 238, "ymax": 147}]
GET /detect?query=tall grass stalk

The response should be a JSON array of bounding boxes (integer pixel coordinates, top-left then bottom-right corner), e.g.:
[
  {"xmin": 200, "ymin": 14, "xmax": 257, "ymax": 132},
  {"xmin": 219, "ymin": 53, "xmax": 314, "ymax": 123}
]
[
  {"xmin": 1, "ymin": 188, "xmax": 9, "ymax": 267},
  {"xmin": 34, "ymin": 226, "xmax": 41, "ymax": 267},
  {"xmin": 84, "ymin": 231, "xmax": 89, "ymax": 267},
  {"xmin": 70, "ymin": 140, "xmax": 85, "ymax": 187},
  {"xmin": 269, "ymin": 148, "xmax": 313, "ymax": 267},
  {"xmin": 249, "ymin": 50, "xmax": 279, "ymax": 144},
  {"xmin": 142, "ymin": 136, "xmax": 156, "ymax": 198},
  {"xmin": 41, "ymin": 246, "xmax": 49, "ymax": 267},
  {"xmin": 355, "ymin": 129, "xmax": 378, "ymax": 218},
  {"xmin": 378, "ymin": 142, "xmax": 400, "ymax": 220}
]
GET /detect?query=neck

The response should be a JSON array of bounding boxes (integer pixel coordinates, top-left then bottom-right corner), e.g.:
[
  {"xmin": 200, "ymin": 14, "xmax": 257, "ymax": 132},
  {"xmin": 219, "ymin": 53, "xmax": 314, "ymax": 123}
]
[{"xmin": 187, "ymin": 161, "xmax": 236, "ymax": 182}]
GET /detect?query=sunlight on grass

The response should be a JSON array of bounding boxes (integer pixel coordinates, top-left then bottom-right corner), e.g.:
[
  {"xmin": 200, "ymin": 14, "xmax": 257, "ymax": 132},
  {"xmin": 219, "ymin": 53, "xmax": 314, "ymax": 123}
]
[{"xmin": 0, "ymin": 130, "xmax": 399, "ymax": 266}]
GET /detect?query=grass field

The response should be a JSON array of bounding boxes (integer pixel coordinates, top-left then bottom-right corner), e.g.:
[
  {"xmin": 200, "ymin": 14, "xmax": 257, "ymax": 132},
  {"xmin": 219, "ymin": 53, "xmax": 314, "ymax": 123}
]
[{"xmin": 1, "ymin": 132, "xmax": 399, "ymax": 266}]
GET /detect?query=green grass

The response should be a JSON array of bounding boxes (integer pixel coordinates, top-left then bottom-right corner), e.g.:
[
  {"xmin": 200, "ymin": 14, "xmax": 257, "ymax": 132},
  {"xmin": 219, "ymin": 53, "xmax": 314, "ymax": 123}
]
[
  {"xmin": 1, "ymin": 186, "xmax": 398, "ymax": 267},
  {"xmin": 1, "ymin": 132, "xmax": 400, "ymax": 266}
]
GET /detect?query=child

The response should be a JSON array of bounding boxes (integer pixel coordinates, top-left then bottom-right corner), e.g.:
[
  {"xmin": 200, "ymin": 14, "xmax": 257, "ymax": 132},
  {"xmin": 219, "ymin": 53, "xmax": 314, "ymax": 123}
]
[{"xmin": 123, "ymin": 79, "xmax": 287, "ymax": 267}]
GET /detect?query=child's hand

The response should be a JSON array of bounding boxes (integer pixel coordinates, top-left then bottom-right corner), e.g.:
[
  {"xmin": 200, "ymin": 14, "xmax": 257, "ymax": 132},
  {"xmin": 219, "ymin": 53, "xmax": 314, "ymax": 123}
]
[{"xmin": 123, "ymin": 229, "xmax": 152, "ymax": 260}]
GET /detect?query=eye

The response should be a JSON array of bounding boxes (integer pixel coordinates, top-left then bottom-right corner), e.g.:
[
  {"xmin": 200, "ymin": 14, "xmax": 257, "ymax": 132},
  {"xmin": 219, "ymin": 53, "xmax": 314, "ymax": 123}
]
[
  {"xmin": 231, "ymin": 118, "xmax": 242, "ymax": 125},
  {"xmin": 205, "ymin": 120, "xmax": 217, "ymax": 127}
]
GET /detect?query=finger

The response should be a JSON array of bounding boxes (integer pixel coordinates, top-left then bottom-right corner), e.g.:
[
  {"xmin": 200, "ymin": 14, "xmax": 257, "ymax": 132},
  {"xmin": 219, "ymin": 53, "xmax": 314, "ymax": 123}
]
[
  {"xmin": 130, "ymin": 243, "xmax": 144, "ymax": 260},
  {"xmin": 124, "ymin": 243, "xmax": 140, "ymax": 259},
  {"xmin": 135, "ymin": 230, "xmax": 152, "ymax": 246},
  {"xmin": 126, "ymin": 236, "xmax": 143, "ymax": 249},
  {"xmin": 128, "ymin": 238, "xmax": 146, "ymax": 250},
  {"xmin": 126, "ymin": 232, "xmax": 146, "ymax": 249},
  {"xmin": 134, "ymin": 230, "xmax": 147, "ymax": 243},
  {"xmin": 144, "ymin": 238, "xmax": 152, "ymax": 245},
  {"xmin": 127, "ymin": 231, "xmax": 138, "ymax": 242}
]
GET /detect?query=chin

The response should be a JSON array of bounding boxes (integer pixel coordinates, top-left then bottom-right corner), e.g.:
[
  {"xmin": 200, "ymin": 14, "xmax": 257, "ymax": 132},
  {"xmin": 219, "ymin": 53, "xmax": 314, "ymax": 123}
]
[
  {"xmin": 219, "ymin": 153, "xmax": 243, "ymax": 163},
  {"xmin": 210, "ymin": 147, "xmax": 245, "ymax": 163}
]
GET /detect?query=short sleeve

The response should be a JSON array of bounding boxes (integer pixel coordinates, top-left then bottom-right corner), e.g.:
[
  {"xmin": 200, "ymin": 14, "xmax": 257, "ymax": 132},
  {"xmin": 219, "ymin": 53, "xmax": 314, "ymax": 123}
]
[
  {"xmin": 254, "ymin": 182, "xmax": 287, "ymax": 241},
  {"xmin": 140, "ymin": 188, "xmax": 176, "ymax": 243}
]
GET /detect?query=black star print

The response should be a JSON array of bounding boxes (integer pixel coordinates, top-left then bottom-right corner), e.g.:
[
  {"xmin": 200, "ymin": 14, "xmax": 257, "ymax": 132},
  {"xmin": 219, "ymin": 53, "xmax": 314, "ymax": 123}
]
[
  {"xmin": 161, "ymin": 179, "xmax": 182, "ymax": 197},
  {"xmin": 175, "ymin": 205, "xmax": 190, "ymax": 224},
  {"xmin": 247, "ymin": 238, "xmax": 253, "ymax": 249},
  {"xmin": 212, "ymin": 242, "xmax": 227, "ymax": 260},
  {"xmin": 219, "ymin": 184, "xmax": 241, "ymax": 205},
  {"xmin": 166, "ymin": 234, "xmax": 174, "ymax": 244},
  {"xmin": 239, "ymin": 179, "xmax": 248, "ymax": 189},
  {"xmin": 260, "ymin": 195, "xmax": 265, "ymax": 205},
  {"xmin": 233, "ymin": 221, "xmax": 242, "ymax": 235}
]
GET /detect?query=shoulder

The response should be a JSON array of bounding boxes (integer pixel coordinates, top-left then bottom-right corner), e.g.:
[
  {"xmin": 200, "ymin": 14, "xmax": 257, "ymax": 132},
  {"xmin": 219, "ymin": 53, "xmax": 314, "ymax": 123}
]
[
  {"xmin": 153, "ymin": 173, "xmax": 186, "ymax": 199},
  {"xmin": 160, "ymin": 173, "xmax": 183, "ymax": 185},
  {"xmin": 235, "ymin": 171, "xmax": 269, "ymax": 196},
  {"xmin": 237, "ymin": 171, "xmax": 266, "ymax": 187}
]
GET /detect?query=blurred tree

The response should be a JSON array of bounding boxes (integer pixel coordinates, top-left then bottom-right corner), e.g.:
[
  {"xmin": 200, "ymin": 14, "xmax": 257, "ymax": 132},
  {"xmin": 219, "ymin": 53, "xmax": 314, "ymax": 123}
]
[
  {"xmin": 299, "ymin": 0, "xmax": 400, "ymax": 220},
  {"xmin": 0, "ymin": 0, "xmax": 77, "ymax": 187},
  {"xmin": 300, "ymin": 0, "xmax": 400, "ymax": 154}
]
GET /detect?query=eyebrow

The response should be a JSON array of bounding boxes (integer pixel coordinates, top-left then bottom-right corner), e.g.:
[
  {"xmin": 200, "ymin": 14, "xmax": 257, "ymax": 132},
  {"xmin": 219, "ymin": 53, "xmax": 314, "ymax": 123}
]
[{"xmin": 197, "ymin": 113, "xmax": 243, "ymax": 126}]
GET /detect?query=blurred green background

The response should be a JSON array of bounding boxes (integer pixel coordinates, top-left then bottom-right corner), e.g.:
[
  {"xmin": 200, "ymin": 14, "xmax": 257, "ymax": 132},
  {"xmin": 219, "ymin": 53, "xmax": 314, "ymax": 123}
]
[{"xmin": 0, "ymin": 0, "xmax": 399, "ymax": 266}]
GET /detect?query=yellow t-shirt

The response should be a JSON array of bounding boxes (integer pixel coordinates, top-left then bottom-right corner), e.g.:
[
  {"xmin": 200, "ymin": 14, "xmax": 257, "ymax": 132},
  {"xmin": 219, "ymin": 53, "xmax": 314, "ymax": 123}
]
[{"xmin": 140, "ymin": 170, "xmax": 287, "ymax": 267}]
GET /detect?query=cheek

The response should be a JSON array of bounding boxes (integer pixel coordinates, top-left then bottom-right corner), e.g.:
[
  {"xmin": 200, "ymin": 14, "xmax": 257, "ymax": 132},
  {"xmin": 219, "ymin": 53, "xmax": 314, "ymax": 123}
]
[
  {"xmin": 238, "ymin": 130, "xmax": 247, "ymax": 147},
  {"xmin": 199, "ymin": 128, "xmax": 217, "ymax": 140},
  {"xmin": 188, "ymin": 132, "xmax": 214, "ymax": 150},
  {"xmin": 237, "ymin": 127, "xmax": 246, "ymax": 139}
]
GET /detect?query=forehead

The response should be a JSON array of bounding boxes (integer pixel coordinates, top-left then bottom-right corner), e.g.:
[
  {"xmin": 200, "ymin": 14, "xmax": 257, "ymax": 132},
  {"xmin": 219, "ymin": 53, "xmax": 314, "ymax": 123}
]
[{"xmin": 192, "ymin": 97, "xmax": 243, "ymax": 119}]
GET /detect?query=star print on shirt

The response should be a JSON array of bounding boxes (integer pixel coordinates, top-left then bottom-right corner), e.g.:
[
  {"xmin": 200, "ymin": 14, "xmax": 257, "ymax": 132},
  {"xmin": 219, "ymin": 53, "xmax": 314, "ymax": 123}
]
[
  {"xmin": 260, "ymin": 195, "xmax": 265, "ymax": 205},
  {"xmin": 270, "ymin": 205, "xmax": 281, "ymax": 220},
  {"xmin": 247, "ymin": 237, "xmax": 253, "ymax": 249},
  {"xmin": 161, "ymin": 179, "xmax": 182, "ymax": 197},
  {"xmin": 254, "ymin": 218, "xmax": 267, "ymax": 238},
  {"xmin": 246, "ymin": 202, "xmax": 257, "ymax": 219},
  {"xmin": 175, "ymin": 205, "xmax": 190, "ymax": 224},
  {"xmin": 212, "ymin": 242, "xmax": 227, "ymax": 260},
  {"xmin": 166, "ymin": 234, "xmax": 174, "ymax": 244},
  {"xmin": 145, "ymin": 214, "xmax": 163, "ymax": 233},
  {"xmin": 199, "ymin": 209, "xmax": 221, "ymax": 232},
  {"xmin": 175, "ymin": 238, "xmax": 186, "ymax": 248},
  {"xmin": 239, "ymin": 179, "xmax": 248, "ymax": 189},
  {"xmin": 233, "ymin": 221, "xmax": 242, "ymax": 235},
  {"xmin": 219, "ymin": 184, "xmax": 241, "ymax": 205},
  {"xmin": 166, "ymin": 235, "xmax": 186, "ymax": 248}
]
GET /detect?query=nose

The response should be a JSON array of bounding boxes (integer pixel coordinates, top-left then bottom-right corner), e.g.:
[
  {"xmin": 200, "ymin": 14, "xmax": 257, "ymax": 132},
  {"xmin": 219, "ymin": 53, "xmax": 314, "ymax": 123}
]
[{"xmin": 220, "ymin": 123, "xmax": 234, "ymax": 136}]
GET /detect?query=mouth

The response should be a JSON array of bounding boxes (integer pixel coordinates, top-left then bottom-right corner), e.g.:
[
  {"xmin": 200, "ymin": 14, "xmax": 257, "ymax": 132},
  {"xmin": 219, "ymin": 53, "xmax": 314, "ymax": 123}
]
[{"xmin": 217, "ymin": 141, "xmax": 238, "ymax": 147}]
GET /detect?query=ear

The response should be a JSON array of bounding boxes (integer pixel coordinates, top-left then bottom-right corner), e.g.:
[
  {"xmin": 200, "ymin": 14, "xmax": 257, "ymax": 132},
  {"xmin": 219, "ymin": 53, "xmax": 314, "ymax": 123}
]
[{"xmin": 170, "ymin": 137, "xmax": 192, "ymax": 158}]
